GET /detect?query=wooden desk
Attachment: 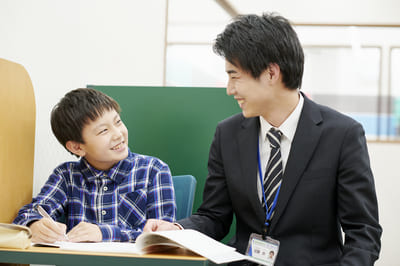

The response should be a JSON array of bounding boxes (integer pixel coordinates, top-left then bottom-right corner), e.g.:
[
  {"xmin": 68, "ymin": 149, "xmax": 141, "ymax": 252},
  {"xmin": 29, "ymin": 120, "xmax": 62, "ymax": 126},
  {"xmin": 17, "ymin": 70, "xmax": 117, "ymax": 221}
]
[{"xmin": 0, "ymin": 246, "xmax": 211, "ymax": 266}]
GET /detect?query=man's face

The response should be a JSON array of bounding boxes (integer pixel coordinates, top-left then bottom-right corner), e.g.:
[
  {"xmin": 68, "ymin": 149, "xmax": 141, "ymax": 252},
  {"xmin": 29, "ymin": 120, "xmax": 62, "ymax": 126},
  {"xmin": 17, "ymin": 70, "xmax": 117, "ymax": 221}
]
[
  {"xmin": 79, "ymin": 109, "xmax": 129, "ymax": 170},
  {"xmin": 225, "ymin": 60, "xmax": 271, "ymax": 118}
]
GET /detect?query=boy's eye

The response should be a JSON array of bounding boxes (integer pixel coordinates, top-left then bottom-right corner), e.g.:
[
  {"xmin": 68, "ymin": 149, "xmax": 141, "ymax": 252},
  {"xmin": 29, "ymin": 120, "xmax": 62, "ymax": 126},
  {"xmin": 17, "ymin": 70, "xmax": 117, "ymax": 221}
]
[{"xmin": 98, "ymin": 129, "xmax": 107, "ymax": 135}]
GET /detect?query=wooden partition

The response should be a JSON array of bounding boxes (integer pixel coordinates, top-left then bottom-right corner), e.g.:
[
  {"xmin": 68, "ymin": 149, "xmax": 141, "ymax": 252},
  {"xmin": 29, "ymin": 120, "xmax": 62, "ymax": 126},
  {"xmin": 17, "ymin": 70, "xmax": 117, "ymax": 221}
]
[{"xmin": 0, "ymin": 58, "xmax": 35, "ymax": 224}]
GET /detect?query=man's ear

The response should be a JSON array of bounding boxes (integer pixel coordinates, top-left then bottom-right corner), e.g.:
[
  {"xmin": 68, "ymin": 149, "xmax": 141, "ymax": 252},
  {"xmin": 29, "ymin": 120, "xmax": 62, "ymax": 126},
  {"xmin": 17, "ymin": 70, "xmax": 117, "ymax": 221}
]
[
  {"xmin": 66, "ymin": 141, "xmax": 85, "ymax": 157},
  {"xmin": 266, "ymin": 63, "xmax": 281, "ymax": 82}
]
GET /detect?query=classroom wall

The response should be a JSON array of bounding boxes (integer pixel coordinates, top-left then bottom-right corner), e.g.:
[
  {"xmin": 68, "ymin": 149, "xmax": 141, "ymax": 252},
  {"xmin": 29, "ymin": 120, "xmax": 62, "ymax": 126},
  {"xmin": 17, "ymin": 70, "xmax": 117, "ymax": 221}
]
[
  {"xmin": 367, "ymin": 142, "xmax": 400, "ymax": 266},
  {"xmin": 0, "ymin": 1, "xmax": 398, "ymax": 265},
  {"xmin": 0, "ymin": 0, "xmax": 167, "ymax": 195},
  {"xmin": 230, "ymin": 0, "xmax": 400, "ymax": 25}
]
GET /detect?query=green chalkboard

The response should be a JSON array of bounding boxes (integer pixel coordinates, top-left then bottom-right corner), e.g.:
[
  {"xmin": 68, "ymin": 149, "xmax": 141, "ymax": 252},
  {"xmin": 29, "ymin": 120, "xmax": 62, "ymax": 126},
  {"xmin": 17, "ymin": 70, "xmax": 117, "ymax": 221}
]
[
  {"xmin": 88, "ymin": 86, "xmax": 240, "ymax": 205},
  {"xmin": 88, "ymin": 86, "xmax": 240, "ymax": 242}
]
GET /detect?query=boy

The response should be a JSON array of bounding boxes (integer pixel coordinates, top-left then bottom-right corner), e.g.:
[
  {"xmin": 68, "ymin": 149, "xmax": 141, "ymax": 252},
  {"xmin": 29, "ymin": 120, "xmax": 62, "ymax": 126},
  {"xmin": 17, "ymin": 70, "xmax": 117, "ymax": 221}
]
[{"xmin": 14, "ymin": 88, "xmax": 176, "ymax": 243}]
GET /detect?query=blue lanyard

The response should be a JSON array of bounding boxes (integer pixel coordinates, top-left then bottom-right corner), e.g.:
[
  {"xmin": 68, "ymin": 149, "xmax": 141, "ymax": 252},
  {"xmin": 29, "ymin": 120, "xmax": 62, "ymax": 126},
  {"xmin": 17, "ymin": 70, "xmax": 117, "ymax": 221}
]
[{"xmin": 257, "ymin": 137, "xmax": 281, "ymax": 232}]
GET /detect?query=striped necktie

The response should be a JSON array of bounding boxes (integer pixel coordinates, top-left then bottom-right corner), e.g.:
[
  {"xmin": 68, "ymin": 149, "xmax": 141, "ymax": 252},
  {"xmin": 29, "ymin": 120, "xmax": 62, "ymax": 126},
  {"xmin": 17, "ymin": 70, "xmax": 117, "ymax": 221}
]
[{"xmin": 263, "ymin": 127, "xmax": 283, "ymax": 218}]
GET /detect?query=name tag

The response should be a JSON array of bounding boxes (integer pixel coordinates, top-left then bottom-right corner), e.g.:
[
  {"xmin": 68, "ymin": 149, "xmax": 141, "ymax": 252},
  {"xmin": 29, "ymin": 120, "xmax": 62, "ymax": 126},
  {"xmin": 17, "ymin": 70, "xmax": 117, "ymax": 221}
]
[{"xmin": 245, "ymin": 233, "xmax": 280, "ymax": 266}]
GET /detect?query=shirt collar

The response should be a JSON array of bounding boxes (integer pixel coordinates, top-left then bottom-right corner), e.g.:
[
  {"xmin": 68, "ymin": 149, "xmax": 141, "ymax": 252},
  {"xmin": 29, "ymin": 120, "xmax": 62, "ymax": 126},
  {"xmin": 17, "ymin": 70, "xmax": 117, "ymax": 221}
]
[
  {"xmin": 80, "ymin": 149, "xmax": 133, "ymax": 183},
  {"xmin": 259, "ymin": 92, "xmax": 304, "ymax": 143}
]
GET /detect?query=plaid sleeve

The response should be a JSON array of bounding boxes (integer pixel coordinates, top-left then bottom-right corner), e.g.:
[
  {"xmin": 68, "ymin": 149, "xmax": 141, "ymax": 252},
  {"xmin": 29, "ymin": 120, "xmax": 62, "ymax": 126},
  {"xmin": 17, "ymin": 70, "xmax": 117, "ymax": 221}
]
[
  {"xmin": 145, "ymin": 159, "xmax": 176, "ymax": 222},
  {"xmin": 97, "ymin": 224, "xmax": 142, "ymax": 242},
  {"xmin": 13, "ymin": 165, "xmax": 68, "ymax": 226}
]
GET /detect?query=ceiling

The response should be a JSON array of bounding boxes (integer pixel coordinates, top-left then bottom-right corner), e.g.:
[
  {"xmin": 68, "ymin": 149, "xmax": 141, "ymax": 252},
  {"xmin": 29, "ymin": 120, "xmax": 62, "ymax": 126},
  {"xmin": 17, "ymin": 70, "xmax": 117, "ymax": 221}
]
[{"xmin": 216, "ymin": 0, "xmax": 400, "ymax": 26}]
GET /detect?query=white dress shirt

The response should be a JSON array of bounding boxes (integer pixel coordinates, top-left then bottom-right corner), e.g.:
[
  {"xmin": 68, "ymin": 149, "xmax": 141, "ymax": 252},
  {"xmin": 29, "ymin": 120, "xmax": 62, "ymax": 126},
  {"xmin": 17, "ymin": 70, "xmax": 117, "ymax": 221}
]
[{"xmin": 257, "ymin": 92, "xmax": 304, "ymax": 202}]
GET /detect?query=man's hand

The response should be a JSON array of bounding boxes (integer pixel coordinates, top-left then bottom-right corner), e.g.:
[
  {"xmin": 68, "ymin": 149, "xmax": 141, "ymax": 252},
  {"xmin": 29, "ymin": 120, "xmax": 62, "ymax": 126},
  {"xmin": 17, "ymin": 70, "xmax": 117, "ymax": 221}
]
[
  {"xmin": 66, "ymin": 222, "xmax": 102, "ymax": 242},
  {"xmin": 143, "ymin": 219, "xmax": 181, "ymax": 232},
  {"xmin": 29, "ymin": 218, "xmax": 67, "ymax": 243}
]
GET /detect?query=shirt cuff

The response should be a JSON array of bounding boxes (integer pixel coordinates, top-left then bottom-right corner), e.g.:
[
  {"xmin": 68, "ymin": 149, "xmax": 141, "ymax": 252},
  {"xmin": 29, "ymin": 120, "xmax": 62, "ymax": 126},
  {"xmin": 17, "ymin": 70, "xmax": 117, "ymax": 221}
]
[{"xmin": 98, "ymin": 224, "xmax": 119, "ymax": 241}]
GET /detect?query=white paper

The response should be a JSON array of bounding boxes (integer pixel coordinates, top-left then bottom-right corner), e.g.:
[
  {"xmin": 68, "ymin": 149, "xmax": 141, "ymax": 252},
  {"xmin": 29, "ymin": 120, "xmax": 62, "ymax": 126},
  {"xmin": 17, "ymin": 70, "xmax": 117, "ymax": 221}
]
[
  {"xmin": 33, "ymin": 241, "xmax": 139, "ymax": 254},
  {"xmin": 60, "ymin": 242, "xmax": 139, "ymax": 254}
]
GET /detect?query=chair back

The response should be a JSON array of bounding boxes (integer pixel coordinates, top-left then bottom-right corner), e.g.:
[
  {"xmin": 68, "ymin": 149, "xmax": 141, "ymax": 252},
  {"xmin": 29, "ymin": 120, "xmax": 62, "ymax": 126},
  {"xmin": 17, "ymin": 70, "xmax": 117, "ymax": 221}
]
[
  {"xmin": 0, "ymin": 58, "xmax": 35, "ymax": 223},
  {"xmin": 172, "ymin": 175, "xmax": 197, "ymax": 220}
]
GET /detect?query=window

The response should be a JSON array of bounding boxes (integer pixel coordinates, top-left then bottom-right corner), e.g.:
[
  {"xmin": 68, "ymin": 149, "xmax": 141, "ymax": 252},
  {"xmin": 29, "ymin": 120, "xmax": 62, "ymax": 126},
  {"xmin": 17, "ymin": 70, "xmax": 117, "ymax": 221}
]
[
  {"xmin": 166, "ymin": 44, "xmax": 225, "ymax": 87},
  {"xmin": 302, "ymin": 46, "xmax": 381, "ymax": 138},
  {"xmin": 390, "ymin": 48, "xmax": 400, "ymax": 139},
  {"xmin": 165, "ymin": 3, "xmax": 400, "ymax": 140}
]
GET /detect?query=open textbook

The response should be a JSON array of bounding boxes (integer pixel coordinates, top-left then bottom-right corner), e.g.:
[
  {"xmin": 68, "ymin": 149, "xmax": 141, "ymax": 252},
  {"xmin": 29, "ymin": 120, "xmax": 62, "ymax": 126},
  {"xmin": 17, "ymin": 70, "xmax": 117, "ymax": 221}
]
[{"xmin": 37, "ymin": 229, "xmax": 264, "ymax": 265}]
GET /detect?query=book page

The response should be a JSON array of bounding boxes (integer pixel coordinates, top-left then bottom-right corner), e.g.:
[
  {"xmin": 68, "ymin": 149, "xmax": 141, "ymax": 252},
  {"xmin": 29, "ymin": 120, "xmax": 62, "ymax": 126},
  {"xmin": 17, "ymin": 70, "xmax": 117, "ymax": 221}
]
[
  {"xmin": 136, "ymin": 229, "xmax": 246, "ymax": 264},
  {"xmin": 32, "ymin": 229, "xmax": 255, "ymax": 264},
  {"xmin": 58, "ymin": 242, "xmax": 139, "ymax": 254},
  {"xmin": 0, "ymin": 223, "xmax": 32, "ymax": 249},
  {"xmin": 33, "ymin": 241, "xmax": 62, "ymax": 248}
]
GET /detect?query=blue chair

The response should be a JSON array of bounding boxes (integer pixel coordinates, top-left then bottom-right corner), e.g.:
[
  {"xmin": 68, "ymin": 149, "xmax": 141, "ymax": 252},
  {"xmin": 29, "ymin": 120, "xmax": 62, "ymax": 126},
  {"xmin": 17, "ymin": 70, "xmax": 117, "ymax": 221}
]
[{"xmin": 172, "ymin": 175, "xmax": 197, "ymax": 220}]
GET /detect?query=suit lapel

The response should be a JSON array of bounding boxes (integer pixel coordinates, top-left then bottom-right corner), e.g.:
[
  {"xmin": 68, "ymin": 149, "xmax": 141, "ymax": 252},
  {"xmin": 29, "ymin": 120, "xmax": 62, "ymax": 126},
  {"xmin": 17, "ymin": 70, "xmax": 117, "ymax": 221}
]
[
  {"xmin": 270, "ymin": 95, "xmax": 323, "ymax": 231},
  {"xmin": 237, "ymin": 116, "xmax": 266, "ymax": 224}
]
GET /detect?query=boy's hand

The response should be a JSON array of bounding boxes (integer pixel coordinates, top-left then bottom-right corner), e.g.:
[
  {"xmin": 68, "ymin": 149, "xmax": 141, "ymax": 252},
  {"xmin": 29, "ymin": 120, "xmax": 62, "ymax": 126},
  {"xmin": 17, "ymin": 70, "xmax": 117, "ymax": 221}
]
[
  {"xmin": 143, "ymin": 219, "xmax": 181, "ymax": 232},
  {"xmin": 66, "ymin": 222, "xmax": 102, "ymax": 242},
  {"xmin": 29, "ymin": 218, "xmax": 67, "ymax": 243}
]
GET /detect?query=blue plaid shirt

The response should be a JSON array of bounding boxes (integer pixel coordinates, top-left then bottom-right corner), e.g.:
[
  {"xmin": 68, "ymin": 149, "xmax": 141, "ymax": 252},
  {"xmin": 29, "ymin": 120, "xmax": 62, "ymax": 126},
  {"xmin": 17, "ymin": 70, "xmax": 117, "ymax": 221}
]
[{"xmin": 13, "ymin": 150, "xmax": 176, "ymax": 242}]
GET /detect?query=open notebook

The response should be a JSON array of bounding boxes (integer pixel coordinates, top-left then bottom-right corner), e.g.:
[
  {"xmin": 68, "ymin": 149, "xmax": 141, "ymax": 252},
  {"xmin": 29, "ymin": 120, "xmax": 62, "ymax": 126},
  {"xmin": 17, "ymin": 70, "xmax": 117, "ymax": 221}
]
[{"xmin": 35, "ymin": 229, "xmax": 264, "ymax": 265}]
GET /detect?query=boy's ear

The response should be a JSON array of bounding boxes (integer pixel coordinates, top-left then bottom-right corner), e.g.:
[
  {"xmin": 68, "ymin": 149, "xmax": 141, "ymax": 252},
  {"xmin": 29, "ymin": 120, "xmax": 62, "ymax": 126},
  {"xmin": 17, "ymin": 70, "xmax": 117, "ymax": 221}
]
[{"xmin": 66, "ymin": 141, "xmax": 86, "ymax": 157}]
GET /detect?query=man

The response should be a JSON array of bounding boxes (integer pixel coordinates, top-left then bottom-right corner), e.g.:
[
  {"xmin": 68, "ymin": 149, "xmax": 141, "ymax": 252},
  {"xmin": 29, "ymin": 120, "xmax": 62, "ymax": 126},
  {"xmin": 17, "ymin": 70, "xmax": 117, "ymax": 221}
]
[{"xmin": 144, "ymin": 13, "xmax": 382, "ymax": 265}]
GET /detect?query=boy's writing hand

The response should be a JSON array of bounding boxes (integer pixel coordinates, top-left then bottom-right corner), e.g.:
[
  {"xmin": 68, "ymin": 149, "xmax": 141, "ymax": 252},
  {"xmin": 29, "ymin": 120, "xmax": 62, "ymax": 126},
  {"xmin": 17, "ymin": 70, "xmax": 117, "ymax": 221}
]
[
  {"xmin": 29, "ymin": 218, "xmax": 67, "ymax": 243},
  {"xmin": 66, "ymin": 222, "xmax": 102, "ymax": 242}
]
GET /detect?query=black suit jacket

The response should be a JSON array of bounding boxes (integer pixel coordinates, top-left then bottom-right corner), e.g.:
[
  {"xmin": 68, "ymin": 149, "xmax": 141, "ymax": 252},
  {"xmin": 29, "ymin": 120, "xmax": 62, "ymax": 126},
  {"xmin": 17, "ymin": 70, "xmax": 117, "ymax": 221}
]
[{"xmin": 179, "ymin": 95, "xmax": 382, "ymax": 265}]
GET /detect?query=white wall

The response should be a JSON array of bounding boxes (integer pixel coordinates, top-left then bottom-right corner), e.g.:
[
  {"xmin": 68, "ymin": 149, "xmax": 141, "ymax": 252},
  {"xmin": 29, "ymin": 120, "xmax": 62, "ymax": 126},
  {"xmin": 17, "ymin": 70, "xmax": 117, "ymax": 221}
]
[
  {"xmin": 368, "ymin": 142, "xmax": 400, "ymax": 266},
  {"xmin": 230, "ymin": 0, "xmax": 400, "ymax": 25},
  {"xmin": 0, "ymin": 0, "xmax": 167, "ymax": 195}
]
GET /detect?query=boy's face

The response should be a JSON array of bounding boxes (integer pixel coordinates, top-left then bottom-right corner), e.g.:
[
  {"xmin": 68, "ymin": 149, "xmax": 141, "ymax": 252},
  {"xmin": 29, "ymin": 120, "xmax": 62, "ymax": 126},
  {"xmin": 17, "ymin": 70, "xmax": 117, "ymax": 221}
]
[{"xmin": 77, "ymin": 109, "xmax": 129, "ymax": 170}]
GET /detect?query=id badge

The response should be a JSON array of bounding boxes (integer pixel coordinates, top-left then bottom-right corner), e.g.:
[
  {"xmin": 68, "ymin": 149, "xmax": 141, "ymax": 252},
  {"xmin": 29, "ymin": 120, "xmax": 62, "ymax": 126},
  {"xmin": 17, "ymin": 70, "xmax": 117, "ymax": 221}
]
[{"xmin": 245, "ymin": 233, "xmax": 280, "ymax": 266}]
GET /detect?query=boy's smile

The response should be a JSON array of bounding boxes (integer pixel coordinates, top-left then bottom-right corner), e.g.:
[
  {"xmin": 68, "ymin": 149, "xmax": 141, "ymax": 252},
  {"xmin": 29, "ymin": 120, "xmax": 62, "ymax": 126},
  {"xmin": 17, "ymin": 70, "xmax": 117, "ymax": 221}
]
[{"xmin": 77, "ymin": 109, "xmax": 129, "ymax": 170}]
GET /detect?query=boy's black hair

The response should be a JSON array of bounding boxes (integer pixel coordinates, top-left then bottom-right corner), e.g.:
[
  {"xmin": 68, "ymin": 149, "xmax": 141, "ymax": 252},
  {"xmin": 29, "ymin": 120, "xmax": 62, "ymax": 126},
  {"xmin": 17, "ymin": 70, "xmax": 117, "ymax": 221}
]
[
  {"xmin": 51, "ymin": 88, "xmax": 121, "ymax": 156},
  {"xmin": 213, "ymin": 12, "xmax": 304, "ymax": 90}
]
